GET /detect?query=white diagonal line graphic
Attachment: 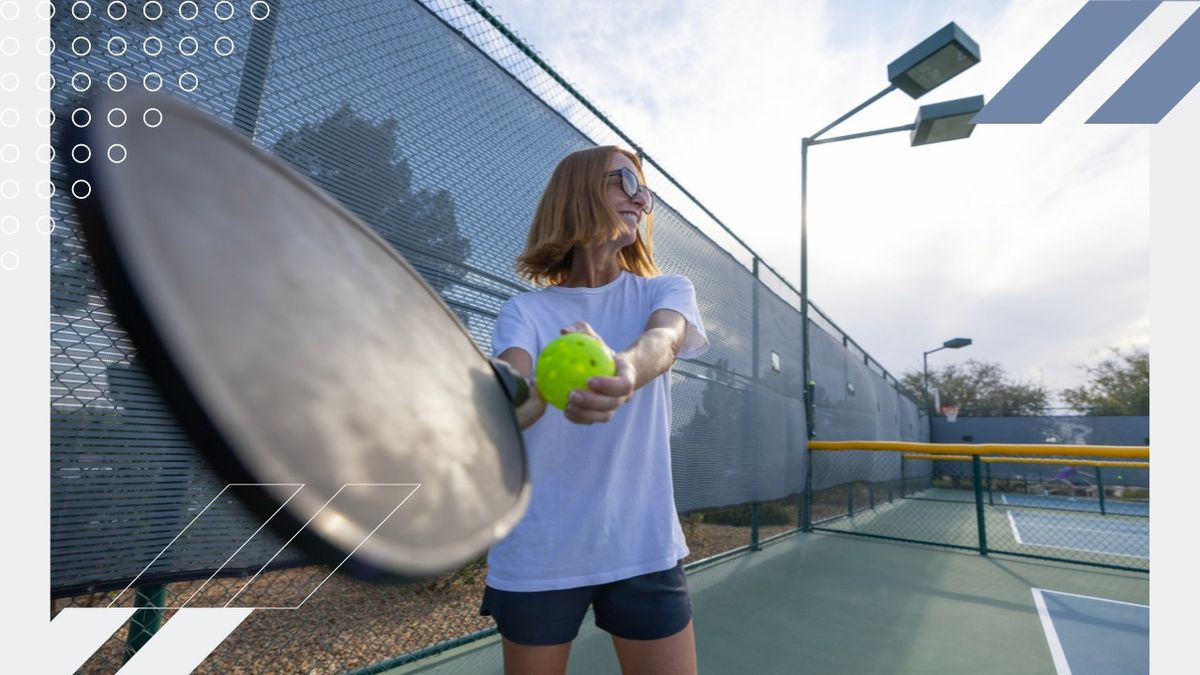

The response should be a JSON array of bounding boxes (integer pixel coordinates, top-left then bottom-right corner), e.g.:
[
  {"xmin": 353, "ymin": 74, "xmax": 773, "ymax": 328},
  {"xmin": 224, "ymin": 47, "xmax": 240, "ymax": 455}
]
[
  {"xmin": 115, "ymin": 608, "xmax": 254, "ymax": 675},
  {"xmin": 48, "ymin": 608, "xmax": 137, "ymax": 675},
  {"xmin": 294, "ymin": 483, "xmax": 422, "ymax": 608},
  {"xmin": 224, "ymin": 483, "xmax": 421, "ymax": 608},
  {"xmin": 177, "ymin": 484, "xmax": 306, "ymax": 608}
]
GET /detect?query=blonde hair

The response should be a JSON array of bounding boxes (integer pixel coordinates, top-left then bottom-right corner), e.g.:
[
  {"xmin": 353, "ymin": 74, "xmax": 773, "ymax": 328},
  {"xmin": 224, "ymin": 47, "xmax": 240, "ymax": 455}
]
[{"xmin": 516, "ymin": 146, "xmax": 660, "ymax": 286}]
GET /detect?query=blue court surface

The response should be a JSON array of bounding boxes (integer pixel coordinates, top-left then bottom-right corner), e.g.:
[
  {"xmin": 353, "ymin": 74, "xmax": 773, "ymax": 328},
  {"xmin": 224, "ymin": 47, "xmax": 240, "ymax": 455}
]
[
  {"xmin": 1007, "ymin": 510, "xmax": 1148, "ymax": 559},
  {"xmin": 1032, "ymin": 588, "xmax": 1148, "ymax": 675},
  {"xmin": 1000, "ymin": 493, "xmax": 1149, "ymax": 516}
]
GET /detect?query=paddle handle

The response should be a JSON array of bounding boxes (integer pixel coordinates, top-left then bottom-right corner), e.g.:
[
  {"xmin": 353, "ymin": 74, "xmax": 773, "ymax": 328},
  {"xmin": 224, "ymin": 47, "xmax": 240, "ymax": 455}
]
[{"xmin": 490, "ymin": 359, "xmax": 530, "ymax": 407}]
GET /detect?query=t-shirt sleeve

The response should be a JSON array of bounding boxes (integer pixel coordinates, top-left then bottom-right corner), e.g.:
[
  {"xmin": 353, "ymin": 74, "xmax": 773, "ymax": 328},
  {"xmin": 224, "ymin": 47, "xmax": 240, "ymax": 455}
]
[
  {"xmin": 651, "ymin": 275, "xmax": 710, "ymax": 360},
  {"xmin": 491, "ymin": 297, "xmax": 537, "ymax": 360}
]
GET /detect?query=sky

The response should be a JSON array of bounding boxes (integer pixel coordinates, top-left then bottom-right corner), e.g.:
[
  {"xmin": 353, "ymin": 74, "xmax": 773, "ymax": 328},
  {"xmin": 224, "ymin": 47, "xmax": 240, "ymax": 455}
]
[{"xmin": 478, "ymin": 0, "xmax": 1173, "ymax": 401}]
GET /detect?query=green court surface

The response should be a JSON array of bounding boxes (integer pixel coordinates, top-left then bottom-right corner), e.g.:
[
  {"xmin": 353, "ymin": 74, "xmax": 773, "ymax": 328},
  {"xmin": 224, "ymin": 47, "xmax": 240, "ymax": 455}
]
[{"xmin": 382, "ymin": 532, "xmax": 1148, "ymax": 674}]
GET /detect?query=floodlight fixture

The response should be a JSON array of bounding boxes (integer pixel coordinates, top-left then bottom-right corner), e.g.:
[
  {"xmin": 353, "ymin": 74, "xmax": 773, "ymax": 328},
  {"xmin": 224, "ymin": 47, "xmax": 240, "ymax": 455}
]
[
  {"xmin": 887, "ymin": 22, "xmax": 981, "ymax": 99},
  {"xmin": 911, "ymin": 96, "xmax": 985, "ymax": 146},
  {"xmin": 943, "ymin": 337, "xmax": 972, "ymax": 349}
]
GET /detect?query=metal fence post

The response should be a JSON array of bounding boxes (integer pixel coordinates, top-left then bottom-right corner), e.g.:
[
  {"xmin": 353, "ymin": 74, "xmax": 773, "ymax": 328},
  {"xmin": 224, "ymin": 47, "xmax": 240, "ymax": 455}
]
[
  {"xmin": 868, "ymin": 483, "xmax": 875, "ymax": 510},
  {"xmin": 986, "ymin": 463, "xmax": 994, "ymax": 505},
  {"xmin": 847, "ymin": 482, "xmax": 855, "ymax": 518},
  {"xmin": 972, "ymin": 456, "xmax": 988, "ymax": 556},
  {"xmin": 1096, "ymin": 466, "xmax": 1107, "ymax": 515},
  {"xmin": 750, "ymin": 502, "xmax": 761, "ymax": 551},
  {"xmin": 124, "ymin": 584, "xmax": 167, "ymax": 662}
]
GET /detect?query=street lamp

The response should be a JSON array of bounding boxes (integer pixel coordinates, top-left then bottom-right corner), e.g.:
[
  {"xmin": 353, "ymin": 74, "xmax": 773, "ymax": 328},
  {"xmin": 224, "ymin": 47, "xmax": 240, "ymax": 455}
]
[
  {"xmin": 800, "ymin": 21, "xmax": 984, "ymax": 441},
  {"xmin": 923, "ymin": 337, "xmax": 973, "ymax": 415}
]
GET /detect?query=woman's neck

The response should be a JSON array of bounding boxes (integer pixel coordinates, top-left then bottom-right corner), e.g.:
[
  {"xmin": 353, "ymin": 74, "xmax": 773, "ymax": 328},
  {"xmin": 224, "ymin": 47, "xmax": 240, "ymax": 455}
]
[{"xmin": 558, "ymin": 245, "xmax": 622, "ymax": 288}]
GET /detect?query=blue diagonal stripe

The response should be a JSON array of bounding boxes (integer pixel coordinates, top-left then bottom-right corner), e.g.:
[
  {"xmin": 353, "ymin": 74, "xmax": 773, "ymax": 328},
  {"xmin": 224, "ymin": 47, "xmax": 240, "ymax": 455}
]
[
  {"xmin": 1089, "ymin": 4, "xmax": 1200, "ymax": 123},
  {"xmin": 973, "ymin": 1, "xmax": 1161, "ymax": 124}
]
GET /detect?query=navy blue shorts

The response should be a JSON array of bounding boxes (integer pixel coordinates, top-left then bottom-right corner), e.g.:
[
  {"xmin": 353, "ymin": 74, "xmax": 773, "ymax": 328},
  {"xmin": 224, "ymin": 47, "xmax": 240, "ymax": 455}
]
[{"xmin": 480, "ymin": 562, "xmax": 692, "ymax": 645}]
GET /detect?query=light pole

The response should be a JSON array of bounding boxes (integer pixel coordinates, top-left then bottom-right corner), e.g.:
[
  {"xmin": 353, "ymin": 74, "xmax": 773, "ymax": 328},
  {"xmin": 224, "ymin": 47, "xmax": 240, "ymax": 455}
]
[
  {"xmin": 801, "ymin": 22, "xmax": 984, "ymax": 440},
  {"xmin": 923, "ymin": 337, "xmax": 973, "ymax": 414}
]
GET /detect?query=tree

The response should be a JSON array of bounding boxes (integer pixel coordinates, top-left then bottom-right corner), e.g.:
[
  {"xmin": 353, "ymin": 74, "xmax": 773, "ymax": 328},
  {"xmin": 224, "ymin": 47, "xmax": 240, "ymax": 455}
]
[
  {"xmin": 1060, "ymin": 347, "xmax": 1149, "ymax": 415},
  {"xmin": 900, "ymin": 359, "xmax": 1049, "ymax": 416},
  {"xmin": 272, "ymin": 103, "xmax": 471, "ymax": 295}
]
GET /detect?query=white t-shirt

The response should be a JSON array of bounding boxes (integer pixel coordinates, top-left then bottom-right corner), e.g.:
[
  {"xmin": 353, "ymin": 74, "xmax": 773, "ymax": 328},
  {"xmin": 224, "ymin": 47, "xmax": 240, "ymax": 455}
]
[{"xmin": 487, "ymin": 270, "xmax": 709, "ymax": 591}]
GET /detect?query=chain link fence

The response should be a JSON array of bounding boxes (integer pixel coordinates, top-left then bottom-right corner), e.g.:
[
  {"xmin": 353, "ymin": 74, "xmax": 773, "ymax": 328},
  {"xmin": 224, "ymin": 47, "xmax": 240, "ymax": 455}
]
[
  {"xmin": 810, "ymin": 444, "xmax": 1149, "ymax": 573},
  {"xmin": 48, "ymin": 1, "xmax": 922, "ymax": 672}
]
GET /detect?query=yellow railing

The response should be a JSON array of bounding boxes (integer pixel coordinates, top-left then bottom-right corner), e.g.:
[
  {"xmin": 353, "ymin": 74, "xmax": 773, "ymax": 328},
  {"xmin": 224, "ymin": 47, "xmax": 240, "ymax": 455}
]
[{"xmin": 807, "ymin": 440, "xmax": 1148, "ymax": 460}]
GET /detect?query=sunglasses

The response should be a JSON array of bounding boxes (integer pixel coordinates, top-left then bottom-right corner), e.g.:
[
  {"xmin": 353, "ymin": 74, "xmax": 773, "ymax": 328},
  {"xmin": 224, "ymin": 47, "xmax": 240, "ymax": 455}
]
[{"xmin": 603, "ymin": 167, "xmax": 654, "ymax": 215}]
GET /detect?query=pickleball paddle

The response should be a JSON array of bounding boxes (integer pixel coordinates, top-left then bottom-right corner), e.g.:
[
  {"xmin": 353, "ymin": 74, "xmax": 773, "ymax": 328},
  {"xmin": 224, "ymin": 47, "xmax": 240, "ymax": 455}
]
[{"xmin": 64, "ymin": 91, "xmax": 530, "ymax": 582}]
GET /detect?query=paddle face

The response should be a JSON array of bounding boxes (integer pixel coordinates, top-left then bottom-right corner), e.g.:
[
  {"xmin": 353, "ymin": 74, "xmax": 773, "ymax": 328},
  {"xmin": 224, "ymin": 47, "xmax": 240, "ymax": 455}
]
[{"xmin": 66, "ymin": 91, "xmax": 529, "ymax": 582}]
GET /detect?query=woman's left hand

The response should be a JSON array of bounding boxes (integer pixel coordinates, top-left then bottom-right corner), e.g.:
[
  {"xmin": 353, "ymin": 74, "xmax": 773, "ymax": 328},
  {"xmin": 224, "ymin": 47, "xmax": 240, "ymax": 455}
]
[{"xmin": 560, "ymin": 321, "xmax": 637, "ymax": 425}]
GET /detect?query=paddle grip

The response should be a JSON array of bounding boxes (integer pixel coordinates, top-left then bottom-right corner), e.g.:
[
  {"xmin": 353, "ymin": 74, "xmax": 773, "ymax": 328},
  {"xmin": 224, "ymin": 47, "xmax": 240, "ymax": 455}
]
[{"xmin": 490, "ymin": 359, "xmax": 530, "ymax": 407}]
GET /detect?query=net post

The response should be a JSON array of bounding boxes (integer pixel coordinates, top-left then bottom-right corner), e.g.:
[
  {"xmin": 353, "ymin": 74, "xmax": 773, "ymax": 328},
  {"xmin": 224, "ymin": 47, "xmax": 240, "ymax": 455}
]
[
  {"xmin": 124, "ymin": 584, "xmax": 167, "ymax": 662},
  {"xmin": 972, "ymin": 455, "xmax": 989, "ymax": 556},
  {"xmin": 750, "ymin": 502, "xmax": 761, "ymax": 551},
  {"xmin": 1096, "ymin": 466, "xmax": 1107, "ymax": 515}
]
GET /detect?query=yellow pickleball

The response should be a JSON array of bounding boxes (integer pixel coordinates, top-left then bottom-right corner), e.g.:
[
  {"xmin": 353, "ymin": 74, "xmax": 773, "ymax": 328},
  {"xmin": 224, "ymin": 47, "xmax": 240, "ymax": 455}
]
[{"xmin": 535, "ymin": 334, "xmax": 616, "ymax": 409}]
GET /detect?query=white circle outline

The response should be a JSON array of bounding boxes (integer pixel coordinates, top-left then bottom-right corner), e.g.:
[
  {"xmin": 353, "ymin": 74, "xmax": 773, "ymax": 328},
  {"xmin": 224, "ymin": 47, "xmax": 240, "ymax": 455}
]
[
  {"xmin": 0, "ymin": 108, "xmax": 17, "ymax": 128},
  {"xmin": 71, "ymin": 108, "xmax": 92, "ymax": 128},
  {"xmin": 71, "ymin": 180, "xmax": 93, "ymax": 200},
  {"xmin": 250, "ymin": 1, "xmax": 271, "ymax": 20},
  {"xmin": 37, "ymin": 1, "xmax": 56, "ymax": 20},
  {"xmin": 143, "ymin": 108, "xmax": 163, "ymax": 128},
  {"xmin": 142, "ymin": 0, "xmax": 163, "ymax": 21},
  {"xmin": 0, "ymin": 216, "xmax": 17, "ymax": 235},
  {"xmin": 178, "ymin": 72, "xmax": 199, "ymax": 92},
  {"xmin": 37, "ymin": 108, "xmax": 55, "ymax": 128},
  {"xmin": 0, "ymin": 73, "xmax": 19, "ymax": 92},
  {"xmin": 108, "ymin": 144, "xmax": 128, "ymax": 164},
  {"xmin": 0, "ymin": 144, "xmax": 16, "ymax": 164},
  {"xmin": 142, "ymin": 36, "xmax": 163, "ymax": 56},
  {"xmin": 178, "ymin": 36, "xmax": 199, "ymax": 56},
  {"xmin": 0, "ymin": 2, "xmax": 19, "ymax": 21},
  {"xmin": 36, "ymin": 37, "xmax": 55, "ymax": 55},
  {"xmin": 37, "ymin": 144, "xmax": 55, "ymax": 163},
  {"xmin": 72, "ymin": 144, "xmax": 92, "ymax": 163},
  {"xmin": 0, "ymin": 252, "xmax": 19, "ymax": 271},
  {"xmin": 107, "ymin": 107, "xmax": 127, "ymax": 127},
  {"xmin": 70, "ymin": 1, "xmax": 91, "ymax": 21},
  {"xmin": 214, "ymin": 36, "xmax": 235, "ymax": 57},
  {"xmin": 72, "ymin": 72, "xmax": 91, "ymax": 92},
  {"xmin": 0, "ymin": 37, "xmax": 18, "ymax": 57},
  {"xmin": 107, "ymin": 1, "xmax": 127, "ymax": 21},
  {"xmin": 178, "ymin": 0, "xmax": 198, "ymax": 20},
  {"xmin": 0, "ymin": 180, "xmax": 19, "ymax": 200},
  {"xmin": 107, "ymin": 36, "xmax": 127, "ymax": 56},
  {"xmin": 35, "ymin": 72, "xmax": 55, "ymax": 92},
  {"xmin": 107, "ymin": 72, "xmax": 128, "ymax": 92},
  {"xmin": 37, "ymin": 181, "xmax": 56, "ymax": 199},
  {"xmin": 71, "ymin": 36, "xmax": 92, "ymax": 56},
  {"xmin": 142, "ymin": 72, "xmax": 163, "ymax": 92},
  {"xmin": 214, "ymin": 1, "xmax": 235, "ymax": 20},
  {"xmin": 37, "ymin": 216, "xmax": 56, "ymax": 235}
]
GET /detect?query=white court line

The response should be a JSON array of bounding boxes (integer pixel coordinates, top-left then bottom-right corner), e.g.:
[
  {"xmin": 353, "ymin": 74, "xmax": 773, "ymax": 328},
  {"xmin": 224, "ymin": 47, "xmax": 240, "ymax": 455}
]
[
  {"xmin": 1031, "ymin": 588, "xmax": 1073, "ymax": 675},
  {"xmin": 1007, "ymin": 510, "xmax": 1025, "ymax": 544},
  {"xmin": 1039, "ymin": 588, "xmax": 1149, "ymax": 609}
]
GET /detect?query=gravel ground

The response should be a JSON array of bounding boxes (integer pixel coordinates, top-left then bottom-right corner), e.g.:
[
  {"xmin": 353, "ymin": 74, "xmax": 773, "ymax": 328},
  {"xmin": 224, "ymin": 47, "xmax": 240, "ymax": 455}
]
[{"xmin": 58, "ymin": 521, "xmax": 779, "ymax": 674}]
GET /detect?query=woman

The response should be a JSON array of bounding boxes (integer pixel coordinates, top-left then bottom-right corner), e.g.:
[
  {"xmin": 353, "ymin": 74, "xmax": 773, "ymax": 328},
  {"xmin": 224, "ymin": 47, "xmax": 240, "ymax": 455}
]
[{"xmin": 484, "ymin": 146, "xmax": 709, "ymax": 675}]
